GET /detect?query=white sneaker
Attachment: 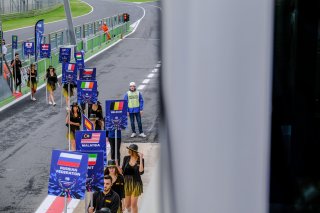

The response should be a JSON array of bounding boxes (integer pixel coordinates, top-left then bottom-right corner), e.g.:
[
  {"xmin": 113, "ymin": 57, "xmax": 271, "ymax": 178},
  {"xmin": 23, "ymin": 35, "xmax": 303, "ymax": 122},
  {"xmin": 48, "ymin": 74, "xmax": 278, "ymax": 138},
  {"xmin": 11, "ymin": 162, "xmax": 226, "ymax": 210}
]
[
  {"xmin": 139, "ymin": 133, "xmax": 147, "ymax": 138},
  {"xmin": 53, "ymin": 102, "xmax": 56, "ymax": 106},
  {"xmin": 66, "ymin": 106, "xmax": 70, "ymax": 111},
  {"xmin": 130, "ymin": 133, "xmax": 136, "ymax": 138},
  {"xmin": 32, "ymin": 97, "xmax": 36, "ymax": 101},
  {"xmin": 48, "ymin": 101, "xmax": 53, "ymax": 105}
]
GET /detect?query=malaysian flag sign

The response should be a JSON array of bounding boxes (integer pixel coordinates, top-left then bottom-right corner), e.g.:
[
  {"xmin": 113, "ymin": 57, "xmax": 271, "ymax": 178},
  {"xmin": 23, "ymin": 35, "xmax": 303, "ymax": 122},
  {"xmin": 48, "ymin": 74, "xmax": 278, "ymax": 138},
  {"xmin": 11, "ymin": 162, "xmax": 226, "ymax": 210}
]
[
  {"xmin": 75, "ymin": 130, "xmax": 107, "ymax": 166},
  {"xmin": 48, "ymin": 150, "xmax": 88, "ymax": 199}
]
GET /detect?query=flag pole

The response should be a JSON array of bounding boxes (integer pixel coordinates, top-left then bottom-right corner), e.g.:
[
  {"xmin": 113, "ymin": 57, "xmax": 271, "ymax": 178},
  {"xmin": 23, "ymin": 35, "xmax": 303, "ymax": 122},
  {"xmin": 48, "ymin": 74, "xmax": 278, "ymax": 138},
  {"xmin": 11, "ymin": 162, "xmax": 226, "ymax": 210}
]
[
  {"xmin": 90, "ymin": 191, "xmax": 93, "ymax": 207},
  {"xmin": 29, "ymin": 54, "xmax": 32, "ymax": 100},
  {"xmin": 115, "ymin": 128, "xmax": 118, "ymax": 164},
  {"xmin": 13, "ymin": 48, "xmax": 16, "ymax": 93},
  {"xmin": 64, "ymin": 194, "xmax": 68, "ymax": 213},
  {"xmin": 84, "ymin": 191, "xmax": 88, "ymax": 213},
  {"xmin": 68, "ymin": 83, "xmax": 71, "ymax": 151},
  {"xmin": 45, "ymin": 59, "xmax": 48, "ymax": 104}
]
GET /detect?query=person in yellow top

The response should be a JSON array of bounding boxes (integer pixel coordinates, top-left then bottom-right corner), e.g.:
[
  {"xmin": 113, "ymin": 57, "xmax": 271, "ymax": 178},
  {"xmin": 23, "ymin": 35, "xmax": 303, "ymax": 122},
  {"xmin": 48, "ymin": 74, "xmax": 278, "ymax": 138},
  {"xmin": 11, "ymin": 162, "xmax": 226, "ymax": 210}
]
[{"xmin": 124, "ymin": 82, "xmax": 146, "ymax": 138}]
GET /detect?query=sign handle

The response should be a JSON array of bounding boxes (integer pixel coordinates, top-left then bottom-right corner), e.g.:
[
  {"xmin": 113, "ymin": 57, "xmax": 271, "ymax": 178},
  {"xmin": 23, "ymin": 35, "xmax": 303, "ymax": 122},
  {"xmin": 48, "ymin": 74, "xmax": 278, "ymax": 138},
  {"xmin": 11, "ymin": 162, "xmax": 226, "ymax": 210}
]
[
  {"xmin": 84, "ymin": 191, "xmax": 88, "ymax": 213},
  {"xmin": 29, "ymin": 54, "xmax": 32, "ymax": 100},
  {"xmin": 64, "ymin": 194, "xmax": 68, "ymax": 213},
  {"xmin": 13, "ymin": 49, "xmax": 16, "ymax": 93},
  {"xmin": 115, "ymin": 129, "xmax": 118, "ymax": 164},
  {"xmin": 90, "ymin": 191, "xmax": 93, "ymax": 207},
  {"xmin": 45, "ymin": 60, "xmax": 48, "ymax": 104},
  {"xmin": 68, "ymin": 83, "xmax": 71, "ymax": 151}
]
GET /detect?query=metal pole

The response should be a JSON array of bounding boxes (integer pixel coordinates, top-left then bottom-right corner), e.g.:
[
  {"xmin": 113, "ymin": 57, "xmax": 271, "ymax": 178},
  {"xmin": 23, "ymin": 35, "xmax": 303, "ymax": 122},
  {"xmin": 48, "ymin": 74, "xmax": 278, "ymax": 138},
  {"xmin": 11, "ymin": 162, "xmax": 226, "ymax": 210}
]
[
  {"xmin": 68, "ymin": 83, "xmax": 71, "ymax": 151},
  {"xmin": 64, "ymin": 194, "xmax": 67, "ymax": 213},
  {"xmin": 45, "ymin": 60, "xmax": 48, "ymax": 104},
  {"xmin": 115, "ymin": 129, "xmax": 118, "ymax": 164},
  {"xmin": 85, "ymin": 103, "xmax": 88, "ymax": 118},
  {"xmin": 84, "ymin": 191, "xmax": 88, "ymax": 213},
  {"xmin": 63, "ymin": 0, "xmax": 76, "ymax": 46},
  {"xmin": 90, "ymin": 192, "xmax": 93, "ymax": 207},
  {"xmin": 29, "ymin": 54, "xmax": 32, "ymax": 99},
  {"xmin": 13, "ymin": 49, "xmax": 16, "ymax": 93}
]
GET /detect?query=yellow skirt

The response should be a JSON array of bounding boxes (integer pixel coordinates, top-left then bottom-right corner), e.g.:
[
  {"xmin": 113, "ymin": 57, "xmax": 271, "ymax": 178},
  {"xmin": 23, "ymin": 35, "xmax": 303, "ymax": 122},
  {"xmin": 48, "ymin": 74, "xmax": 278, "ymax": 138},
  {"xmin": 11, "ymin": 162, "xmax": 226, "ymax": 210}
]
[
  {"xmin": 47, "ymin": 84, "xmax": 56, "ymax": 92},
  {"xmin": 63, "ymin": 87, "xmax": 74, "ymax": 98},
  {"xmin": 66, "ymin": 131, "xmax": 75, "ymax": 140},
  {"xmin": 124, "ymin": 176, "xmax": 143, "ymax": 197}
]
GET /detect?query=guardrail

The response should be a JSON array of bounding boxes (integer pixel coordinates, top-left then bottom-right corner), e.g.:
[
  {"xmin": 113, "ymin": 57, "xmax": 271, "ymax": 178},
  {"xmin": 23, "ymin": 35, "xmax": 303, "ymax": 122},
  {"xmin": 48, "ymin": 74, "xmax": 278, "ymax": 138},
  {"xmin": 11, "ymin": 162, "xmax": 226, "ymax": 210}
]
[{"xmin": 1, "ymin": 13, "xmax": 130, "ymax": 104}]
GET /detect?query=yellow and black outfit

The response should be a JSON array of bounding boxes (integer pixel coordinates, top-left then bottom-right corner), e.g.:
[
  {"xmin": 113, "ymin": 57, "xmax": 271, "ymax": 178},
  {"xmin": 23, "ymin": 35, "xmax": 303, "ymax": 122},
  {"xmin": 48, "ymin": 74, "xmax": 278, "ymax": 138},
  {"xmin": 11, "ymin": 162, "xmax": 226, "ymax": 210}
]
[
  {"xmin": 46, "ymin": 72, "xmax": 58, "ymax": 92},
  {"xmin": 63, "ymin": 83, "xmax": 75, "ymax": 98},
  {"xmin": 27, "ymin": 69, "xmax": 37, "ymax": 93},
  {"xmin": 66, "ymin": 112, "xmax": 81, "ymax": 140},
  {"xmin": 122, "ymin": 156, "xmax": 144, "ymax": 197}
]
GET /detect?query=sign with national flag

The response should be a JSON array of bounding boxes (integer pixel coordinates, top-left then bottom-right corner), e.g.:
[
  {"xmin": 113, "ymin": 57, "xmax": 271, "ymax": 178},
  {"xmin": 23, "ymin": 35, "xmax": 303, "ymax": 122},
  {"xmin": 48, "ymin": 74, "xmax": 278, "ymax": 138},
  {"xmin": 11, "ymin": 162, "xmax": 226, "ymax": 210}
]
[
  {"xmin": 48, "ymin": 150, "xmax": 88, "ymax": 199},
  {"xmin": 79, "ymin": 68, "xmax": 96, "ymax": 80},
  {"xmin": 81, "ymin": 151, "xmax": 104, "ymax": 192},
  {"xmin": 59, "ymin": 47, "xmax": 71, "ymax": 63},
  {"xmin": 12, "ymin": 35, "xmax": 18, "ymax": 49},
  {"xmin": 105, "ymin": 100, "xmax": 128, "ymax": 131},
  {"xmin": 75, "ymin": 130, "xmax": 107, "ymax": 166},
  {"xmin": 40, "ymin": 43, "xmax": 51, "ymax": 58},
  {"xmin": 23, "ymin": 42, "xmax": 35, "ymax": 56},
  {"xmin": 75, "ymin": 52, "xmax": 85, "ymax": 69},
  {"xmin": 77, "ymin": 80, "xmax": 98, "ymax": 104},
  {"xmin": 82, "ymin": 114, "xmax": 94, "ymax": 130},
  {"xmin": 62, "ymin": 63, "xmax": 77, "ymax": 84}
]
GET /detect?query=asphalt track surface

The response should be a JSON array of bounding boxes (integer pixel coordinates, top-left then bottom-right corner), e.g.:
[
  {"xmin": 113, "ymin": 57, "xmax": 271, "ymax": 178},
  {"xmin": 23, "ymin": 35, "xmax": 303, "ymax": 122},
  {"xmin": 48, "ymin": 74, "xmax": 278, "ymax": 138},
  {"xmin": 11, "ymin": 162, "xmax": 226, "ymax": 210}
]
[
  {"xmin": 3, "ymin": 0, "xmax": 144, "ymax": 42},
  {"xmin": 0, "ymin": 1, "xmax": 160, "ymax": 212}
]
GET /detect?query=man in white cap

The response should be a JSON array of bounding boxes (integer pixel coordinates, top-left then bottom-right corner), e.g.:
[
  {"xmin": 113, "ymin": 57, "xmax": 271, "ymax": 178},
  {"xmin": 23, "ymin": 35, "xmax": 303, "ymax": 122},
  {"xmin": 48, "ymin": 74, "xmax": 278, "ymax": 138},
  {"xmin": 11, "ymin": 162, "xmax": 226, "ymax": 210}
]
[{"xmin": 124, "ymin": 82, "xmax": 146, "ymax": 138}]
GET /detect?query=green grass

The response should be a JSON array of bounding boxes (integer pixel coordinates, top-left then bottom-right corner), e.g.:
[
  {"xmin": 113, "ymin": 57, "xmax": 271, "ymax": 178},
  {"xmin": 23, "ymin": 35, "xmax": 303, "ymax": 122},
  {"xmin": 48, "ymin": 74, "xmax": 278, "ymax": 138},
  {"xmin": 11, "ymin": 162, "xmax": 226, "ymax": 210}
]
[
  {"xmin": 120, "ymin": 0, "xmax": 157, "ymax": 2},
  {"xmin": 2, "ymin": 0, "xmax": 91, "ymax": 31}
]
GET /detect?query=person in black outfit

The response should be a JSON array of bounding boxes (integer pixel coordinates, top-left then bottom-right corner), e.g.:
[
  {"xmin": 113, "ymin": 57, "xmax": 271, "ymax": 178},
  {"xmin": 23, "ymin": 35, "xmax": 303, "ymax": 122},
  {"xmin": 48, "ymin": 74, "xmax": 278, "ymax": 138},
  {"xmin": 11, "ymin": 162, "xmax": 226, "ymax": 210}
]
[
  {"xmin": 27, "ymin": 63, "xmax": 37, "ymax": 101},
  {"xmin": 45, "ymin": 66, "xmax": 58, "ymax": 106},
  {"xmin": 119, "ymin": 144, "xmax": 144, "ymax": 213},
  {"xmin": 88, "ymin": 102, "xmax": 104, "ymax": 130},
  {"xmin": 11, "ymin": 52, "xmax": 22, "ymax": 93},
  {"xmin": 104, "ymin": 160, "xmax": 125, "ymax": 213},
  {"xmin": 107, "ymin": 129, "xmax": 122, "ymax": 165},
  {"xmin": 88, "ymin": 175, "xmax": 120, "ymax": 213},
  {"xmin": 66, "ymin": 102, "xmax": 81, "ymax": 151}
]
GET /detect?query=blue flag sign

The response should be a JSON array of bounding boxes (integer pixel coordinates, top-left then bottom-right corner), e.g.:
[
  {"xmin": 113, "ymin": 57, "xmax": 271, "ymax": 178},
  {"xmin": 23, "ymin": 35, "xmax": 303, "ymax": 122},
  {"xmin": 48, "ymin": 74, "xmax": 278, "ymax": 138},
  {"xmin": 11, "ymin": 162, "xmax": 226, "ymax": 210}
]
[
  {"xmin": 79, "ymin": 68, "xmax": 96, "ymax": 80},
  {"xmin": 12, "ymin": 35, "xmax": 18, "ymax": 49},
  {"xmin": 59, "ymin": 47, "xmax": 71, "ymax": 63},
  {"xmin": 77, "ymin": 80, "xmax": 98, "ymax": 104},
  {"xmin": 35, "ymin": 19, "xmax": 44, "ymax": 61},
  {"xmin": 75, "ymin": 52, "xmax": 85, "ymax": 70},
  {"xmin": 105, "ymin": 100, "xmax": 128, "ymax": 131},
  {"xmin": 48, "ymin": 150, "xmax": 88, "ymax": 200},
  {"xmin": 75, "ymin": 130, "xmax": 107, "ymax": 166},
  {"xmin": 62, "ymin": 63, "xmax": 77, "ymax": 84},
  {"xmin": 40, "ymin": 44, "xmax": 51, "ymax": 58},
  {"xmin": 23, "ymin": 42, "xmax": 35, "ymax": 56},
  {"xmin": 81, "ymin": 151, "xmax": 104, "ymax": 192}
]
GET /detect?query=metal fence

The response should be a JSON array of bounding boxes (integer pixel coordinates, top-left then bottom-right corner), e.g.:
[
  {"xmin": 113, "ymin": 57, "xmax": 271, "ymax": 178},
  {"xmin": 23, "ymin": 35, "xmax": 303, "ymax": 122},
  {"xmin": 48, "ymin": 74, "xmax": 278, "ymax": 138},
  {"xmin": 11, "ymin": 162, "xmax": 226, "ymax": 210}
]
[
  {"xmin": 0, "ymin": 0, "xmax": 63, "ymax": 14},
  {"xmin": 1, "ymin": 14, "xmax": 130, "ymax": 100}
]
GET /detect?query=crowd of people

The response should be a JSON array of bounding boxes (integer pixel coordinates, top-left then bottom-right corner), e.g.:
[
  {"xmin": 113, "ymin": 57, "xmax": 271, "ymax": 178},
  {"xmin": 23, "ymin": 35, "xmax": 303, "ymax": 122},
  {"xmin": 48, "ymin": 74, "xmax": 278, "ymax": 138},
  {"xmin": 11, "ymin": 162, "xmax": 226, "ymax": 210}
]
[{"xmin": 60, "ymin": 80, "xmax": 147, "ymax": 213}]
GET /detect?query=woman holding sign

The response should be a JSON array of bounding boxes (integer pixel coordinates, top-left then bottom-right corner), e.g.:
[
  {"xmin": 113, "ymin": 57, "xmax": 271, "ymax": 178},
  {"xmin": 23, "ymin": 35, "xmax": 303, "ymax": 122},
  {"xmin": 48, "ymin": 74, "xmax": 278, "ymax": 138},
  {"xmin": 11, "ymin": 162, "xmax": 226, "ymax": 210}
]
[
  {"xmin": 119, "ymin": 144, "xmax": 144, "ymax": 213},
  {"xmin": 27, "ymin": 64, "xmax": 38, "ymax": 101},
  {"xmin": 104, "ymin": 160, "xmax": 125, "ymax": 213},
  {"xmin": 45, "ymin": 66, "xmax": 58, "ymax": 106},
  {"xmin": 66, "ymin": 102, "xmax": 81, "ymax": 150}
]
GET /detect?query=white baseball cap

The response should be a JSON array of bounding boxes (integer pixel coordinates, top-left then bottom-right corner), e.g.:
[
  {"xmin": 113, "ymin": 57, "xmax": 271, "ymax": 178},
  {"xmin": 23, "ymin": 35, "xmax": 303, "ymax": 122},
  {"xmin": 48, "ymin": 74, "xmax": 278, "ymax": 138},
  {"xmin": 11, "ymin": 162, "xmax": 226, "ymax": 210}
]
[{"xmin": 129, "ymin": 82, "xmax": 136, "ymax": 87}]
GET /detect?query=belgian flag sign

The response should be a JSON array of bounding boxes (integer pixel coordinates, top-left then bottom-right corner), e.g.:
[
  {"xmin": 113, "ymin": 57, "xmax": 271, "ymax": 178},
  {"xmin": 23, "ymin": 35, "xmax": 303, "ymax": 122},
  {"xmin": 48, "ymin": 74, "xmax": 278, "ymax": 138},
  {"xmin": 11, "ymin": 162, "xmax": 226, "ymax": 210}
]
[{"xmin": 105, "ymin": 100, "xmax": 128, "ymax": 131}]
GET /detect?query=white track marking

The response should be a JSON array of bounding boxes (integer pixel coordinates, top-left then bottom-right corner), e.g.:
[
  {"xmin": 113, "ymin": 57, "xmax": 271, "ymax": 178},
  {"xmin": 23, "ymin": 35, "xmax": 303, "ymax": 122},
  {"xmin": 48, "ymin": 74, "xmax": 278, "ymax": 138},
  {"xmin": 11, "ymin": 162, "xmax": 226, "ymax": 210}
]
[
  {"xmin": 34, "ymin": 195, "xmax": 56, "ymax": 213},
  {"xmin": 148, "ymin": 73, "xmax": 155, "ymax": 78},
  {"xmin": 152, "ymin": 69, "xmax": 158, "ymax": 73},
  {"xmin": 142, "ymin": 79, "xmax": 150, "ymax": 84},
  {"xmin": 138, "ymin": 85, "xmax": 146, "ymax": 90},
  {"xmin": 67, "ymin": 199, "xmax": 80, "ymax": 213}
]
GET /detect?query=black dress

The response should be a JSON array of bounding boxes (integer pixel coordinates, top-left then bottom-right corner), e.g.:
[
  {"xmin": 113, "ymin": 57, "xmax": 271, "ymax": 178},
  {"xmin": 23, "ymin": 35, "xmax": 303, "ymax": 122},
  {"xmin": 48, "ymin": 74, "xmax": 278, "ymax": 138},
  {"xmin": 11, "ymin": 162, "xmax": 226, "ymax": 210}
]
[{"xmin": 122, "ymin": 156, "xmax": 144, "ymax": 197}]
